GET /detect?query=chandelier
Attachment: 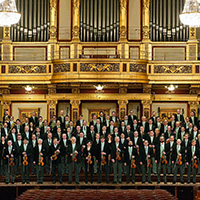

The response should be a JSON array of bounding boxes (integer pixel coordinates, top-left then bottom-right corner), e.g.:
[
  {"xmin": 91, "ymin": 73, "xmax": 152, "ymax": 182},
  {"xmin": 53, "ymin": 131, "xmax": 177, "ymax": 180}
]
[
  {"xmin": 93, "ymin": 84, "xmax": 105, "ymax": 93},
  {"xmin": 179, "ymin": 0, "xmax": 200, "ymax": 27},
  {"xmin": 23, "ymin": 85, "xmax": 35, "ymax": 94},
  {"xmin": 165, "ymin": 84, "xmax": 178, "ymax": 94},
  {"xmin": 0, "ymin": 0, "xmax": 21, "ymax": 27}
]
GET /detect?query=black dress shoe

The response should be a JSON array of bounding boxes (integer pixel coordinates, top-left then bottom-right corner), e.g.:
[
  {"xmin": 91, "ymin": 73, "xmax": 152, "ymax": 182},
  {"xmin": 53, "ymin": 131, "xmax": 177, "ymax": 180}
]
[
  {"xmin": 187, "ymin": 181, "xmax": 190, "ymax": 184},
  {"xmin": 59, "ymin": 181, "xmax": 63, "ymax": 184},
  {"xmin": 126, "ymin": 181, "xmax": 130, "ymax": 184},
  {"xmin": 68, "ymin": 181, "xmax": 72, "ymax": 184},
  {"xmin": 26, "ymin": 181, "xmax": 30, "ymax": 184},
  {"xmin": 164, "ymin": 181, "xmax": 167, "ymax": 184},
  {"xmin": 91, "ymin": 181, "xmax": 93, "ymax": 184},
  {"xmin": 113, "ymin": 181, "xmax": 117, "ymax": 184},
  {"xmin": 11, "ymin": 181, "xmax": 14, "ymax": 184},
  {"xmin": 142, "ymin": 181, "xmax": 145, "ymax": 184},
  {"xmin": 132, "ymin": 181, "xmax": 135, "ymax": 184},
  {"xmin": 5, "ymin": 182, "xmax": 9, "ymax": 184},
  {"xmin": 157, "ymin": 181, "xmax": 160, "ymax": 184},
  {"xmin": 193, "ymin": 181, "xmax": 196, "ymax": 184},
  {"xmin": 53, "ymin": 181, "xmax": 56, "ymax": 184},
  {"xmin": 148, "ymin": 181, "xmax": 152, "ymax": 184},
  {"xmin": 85, "ymin": 181, "xmax": 88, "ymax": 184},
  {"xmin": 119, "ymin": 181, "xmax": 122, "ymax": 184},
  {"xmin": 22, "ymin": 181, "xmax": 25, "ymax": 184},
  {"xmin": 97, "ymin": 181, "xmax": 101, "ymax": 184},
  {"xmin": 181, "ymin": 181, "xmax": 184, "ymax": 184},
  {"xmin": 37, "ymin": 181, "xmax": 40, "ymax": 184},
  {"xmin": 75, "ymin": 181, "xmax": 79, "ymax": 184},
  {"xmin": 172, "ymin": 181, "xmax": 176, "ymax": 184},
  {"xmin": 106, "ymin": 181, "xmax": 109, "ymax": 184}
]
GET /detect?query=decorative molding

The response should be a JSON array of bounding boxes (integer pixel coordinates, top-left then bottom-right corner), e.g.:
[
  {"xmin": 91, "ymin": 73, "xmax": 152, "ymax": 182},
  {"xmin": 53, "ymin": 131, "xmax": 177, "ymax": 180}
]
[
  {"xmin": 141, "ymin": 100, "xmax": 152, "ymax": 107},
  {"xmin": 70, "ymin": 100, "xmax": 81, "ymax": 107},
  {"xmin": 130, "ymin": 64, "xmax": 147, "ymax": 73},
  {"xmin": 80, "ymin": 63, "xmax": 120, "ymax": 72},
  {"xmin": 188, "ymin": 101, "xmax": 199, "ymax": 107},
  {"xmin": 119, "ymin": 88, "xmax": 127, "ymax": 94},
  {"xmin": 9, "ymin": 65, "xmax": 47, "ymax": 73},
  {"xmin": 53, "ymin": 63, "xmax": 70, "ymax": 73},
  {"xmin": 142, "ymin": 26, "xmax": 150, "ymax": 39},
  {"xmin": 142, "ymin": 0, "xmax": 150, "ymax": 9},
  {"xmin": 47, "ymin": 100, "xmax": 57, "ymax": 107},
  {"xmin": 118, "ymin": 100, "xmax": 128, "ymax": 107},
  {"xmin": 50, "ymin": 0, "xmax": 57, "ymax": 9},
  {"xmin": 154, "ymin": 65, "xmax": 192, "ymax": 73},
  {"xmin": 72, "ymin": 88, "xmax": 80, "ymax": 94}
]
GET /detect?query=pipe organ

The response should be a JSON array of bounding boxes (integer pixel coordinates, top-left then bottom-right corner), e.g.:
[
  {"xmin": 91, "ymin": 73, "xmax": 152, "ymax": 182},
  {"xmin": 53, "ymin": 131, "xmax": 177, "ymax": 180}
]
[
  {"xmin": 149, "ymin": 0, "xmax": 189, "ymax": 41},
  {"xmin": 80, "ymin": 0, "xmax": 120, "ymax": 42},
  {"xmin": 11, "ymin": 0, "xmax": 50, "ymax": 42}
]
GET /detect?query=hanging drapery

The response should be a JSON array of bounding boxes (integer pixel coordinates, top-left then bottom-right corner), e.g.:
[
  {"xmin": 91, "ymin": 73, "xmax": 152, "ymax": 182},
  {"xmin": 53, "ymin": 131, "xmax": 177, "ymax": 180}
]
[
  {"xmin": 150, "ymin": 0, "xmax": 189, "ymax": 41},
  {"xmin": 11, "ymin": 0, "xmax": 50, "ymax": 42},
  {"xmin": 80, "ymin": 0, "xmax": 120, "ymax": 42}
]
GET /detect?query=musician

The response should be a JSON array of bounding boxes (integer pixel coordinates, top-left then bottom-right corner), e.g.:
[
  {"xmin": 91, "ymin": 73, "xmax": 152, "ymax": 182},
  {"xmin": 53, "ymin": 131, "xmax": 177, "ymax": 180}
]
[
  {"xmin": 66, "ymin": 127, "xmax": 72, "ymax": 142},
  {"xmin": 35, "ymin": 127, "xmax": 44, "ymax": 141},
  {"xmin": 189, "ymin": 111, "xmax": 198, "ymax": 126},
  {"xmin": 81, "ymin": 120, "xmax": 89, "ymax": 138},
  {"xmin": 60, "ymin": 133, "xmax": 68, "ymax": 175},
  {"xmin": 15, "ymin": 134, "xmax": 23, "ymax": 176},
  {"xmin": 36, "ymin": 116, "xmax": 43, "ymax": 128},
  {"xmin": 3, "ymin": 110, "xmax": 10, "ymax": 124},
  {"xmin": 83, "ymin": 141, "xmax": 95, "ymax": 183},
  {"xmin": 43, "ymin": 132, "xmax": 53, "ymax": 175},
  {"xmin": 186, "ymin": 139, "xmax": 199, "ymax": 184},
  {"xmin": 174, "ymin": 122, "xmax": 181, "ymax": 140},
  {"xmin": 22, "ymin": 117, "xmax": 29, "ymax": 131},
  {"xmin": 168, "ymin": 115, "xmax": 176, "ymax": 131},
  {"xmin": 174, "ymin": 109, "xmax": 185, "ymax": 124},
  {"xmin": 88, "ymin": 125, "xmax": 96, "ymax": 142},
  {"xmin": 147, "ymin": 130, "xmax": 157, "ymax": 174},
  {"xmin": 54, "ymin": 127, "xmax": 62, "ymax": 142},
  {"xmin": 15, "ymin": 119, "xmax": 23, "ymax": 134},
  {"xmin": 73, "ymin": 125, "xmax": 81, "ymax": 138},
  {"xmin": 125, "ymin": 125, "xmax": 133, "ymax": 141},
  {"xmin": 98, "ymin": 111, "xmax": 105, "ymax": 126},
  {"xmin": 50, "ymin": 138, "xmax": 62, "ymax": 184},
  {"xmin": 76, "ymin": 114, "xmax": 84, "ymax": 127},
  {"xmin": 89, "ymin": 114, "xmax": 97, "ymax": 126},
  {"xmin": 2, "ymin": 122, "xmax": 9, "ymax": 139},
  {"xmin": 178, "ymin": 126, "xmax": 186, "ymax": 141},
  {"xmin": 164, "ymin": 126, "xmax": 174, "ymax": 140},
  {"xmin": 29, "ymin": 122, "xmax": 34, "ymax": 135},
  {"xmin": 34, "ymin": 138, "xmax": 46, "ymax": 184},
  {"xmin": 21, "ymin": 138, "xmax": 33, "ymax": 184},
  {"xmin": 53, "ymin": 120, "xmax": 63, "ymax": 137},
  {"xmin": 140, "ymin": 116, "xmax": 147, "ymax": 133},
  {"xmin": 166, "ymin": 135, "xmax": 175, "ymax": 174},
  {"xmin": 40, "ymin": 120, "xmax": 48, "ymax": 138},
  {"xmin": 93, "ymin": 133, "xmax": 100, "ymax": 174},
  {"xmin": 124, "ymin": 140, "xmax": 138, "ymax": 184},
  {"xmin": 22, "ymin": 125, "xmax": 31, "ymax": 141},
  {"xmin": 64, "ymin": 115, "xmax": 70, "ymax": 131},
  {"xmin": 140, "ymin": 140, "xmax": 153, "ymax": 184},
  {"xmin": 8, "ymin": 127, "xmax": 17, "ymax": 143},
  {"xmin": 96, "ymin": 136, "xmax": 110, "ymax": 183},
  {"xmin": 163, "ymin": 119, "xmax": 168, "ymax": 135},
  {"xmin": 30, "ymin": 134, "xmax": 37, "ymax": 175},
  {"xmin": 150, "ymin": 111, "xmax": 157, "ymax": 126},
  {"xmin": 8, "ymin": 116, "xmax": 15, "ymax": 130},
  {"xmin": 172, "ymin": 139, "xmax": 185, "ymax": 184},
  {"xmin": 139, "ymin": 126, "xmax": 146, "ymax": 141},
  {"xmin": 94, "ymin": 119, "xmax": 102, "ymax": 135},
  {"xmin": 101, "ymin": 126, "xmax": 107, "ymax": 138},
  {"xmin": 105, "ymin": 115, "xmax": 110, "ymax": 128},
  {"xmin": 110, "ymin": 111, "xmax": 118, "ymax": 125},
  {"xmin": 69, "ymin": 121, "xmax": 75, "ymax": 134},
  {"xmin": 119, "ymin": 121, "xmax": 126, "ymax": 134},
  {"xmin": 184, "ymin": 117, "xmax": 190, "ymax": 131},
  {"xmin": 112, "ymin": 127, "xmax": 120, "ymax": 140},
  {"xmin": 49, "ymin": 115, "xmax": 57, "ymax": 131},
  {"xmin": 4, "ymin": 140, "xmax": 16, "ymax": 184},
  {"xmin": 111, "ymin": 136, "xmax": 124, "ymax": 183},
  {"xmin": 155, "ymin": 136, "xmax": 169, "ymax": 184},
  {"xmin": 191, "ymin": 126, "xmax": 198, "ymax": 141},
  {"xmin": 29, "ymin": 111, "xmax": 38, "ymax": 126},
  {"xmin": 187, "ymin": 122, "xmax": 193, "ymax": 135},
  {"xmin": 128, "ymin": 110, "xmax": 137, "ymax": 125},
  {"xmin": 155, "ymin": 117, "xmax": 164, "ymax": 135},
  {"xmin": 67, "ymin": 136, "xmax": 81, "ymax": 184},
  {"xmin": 107, "ymin": 121, "xmax": 114, "ymax": 135},
  {"xmin": 123, "ymin": 115, "xmax": 129, "ymax": 127},
  {"xmin": 57, "ymin": 110, "xmax": 65, "ymax": 128},
  {"xmin": 0, "ymin": 136, "xmax": 6, "ymax": 176},
  {"xmin": 146, "ymin": 118, "xmax": 155, "ymax": 133},
  {"xmin": 132, "ymin": 119, "xmax": 139, "ymax": 132}
]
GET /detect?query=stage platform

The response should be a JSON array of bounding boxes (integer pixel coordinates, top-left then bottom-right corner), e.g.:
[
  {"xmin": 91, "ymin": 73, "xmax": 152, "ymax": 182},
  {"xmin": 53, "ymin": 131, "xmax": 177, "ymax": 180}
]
[{"xmin": 0, "ymin": 174, "xmax": 199, "ymax": 200}]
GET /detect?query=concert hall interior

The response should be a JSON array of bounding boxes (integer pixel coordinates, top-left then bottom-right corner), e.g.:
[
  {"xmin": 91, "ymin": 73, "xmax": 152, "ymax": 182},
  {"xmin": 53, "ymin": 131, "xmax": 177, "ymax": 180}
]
[{"xmin": 1, "ymin": 0, "xmax": 200, "ymax": 200}]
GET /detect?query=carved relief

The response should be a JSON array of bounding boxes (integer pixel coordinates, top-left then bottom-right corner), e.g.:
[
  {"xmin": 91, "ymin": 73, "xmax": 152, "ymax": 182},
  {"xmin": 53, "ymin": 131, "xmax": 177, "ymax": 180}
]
[
  {"xmin": 142, "ymin": 0, "xmax": 150, "ymax": 9},
  {"xmin": 118, "ymin": 100, "xmax": 128, "ymax": 107},
  {"xmin": 50, "ymin": 0, "xmax": 57, "ymax": 9},
  {"xmin": 142, "ymin": 26, "xmax": 150, "ymax": 39},
  {"xmin": 154, "ymin": 65, "xmax": 192, "ymax": 73},
  {"xmin": 50, "ymin": 26, "xmax": 57, "ymax": 39},
  {"xmin": 70, "ymin": 100, "xmax": 81, "ymax": 107},
  {"xmin": 48, "ymin": 88, "xmax": 56, "ymax": 94},
  {"xmin": 72, "ymin": 25, "xmax": 80, "ymax": 40},
  {"xmin": 53, "ymin": 64, "xmax": 70, "ymax": 73},
  {"xmin": 142, "ymin": 100, "xmax": 152, "ymax": 107},
  {"xmin": 73, "ymin": 0, "xmax": 80, "ymax": 10},
  {"xmin": 120, "ymin": 0, "xmax": 127, "ymax": 10},
  {"xmin": 72, "ymin": 88, "xmax": 80, "ymax": 94},
  {"xmin": 119, "ymin": 88, "xmax": 127, "ymax": 94},
  {"xmin": 0, "ymin": 89, "xmax": 10, "ymax": 95},
  {"xmin": 120, "ymin": 26, "xmax": 127, "ymax": 39},
  {"xmin": 9, "ymin": 65, "xmax": 46, "ymax": 73},
  {"xmin": 80, "ymin": 63, "xmax": 120, "ymax": 72},
  {"xmin": 130, "ymin": 64, "xmax": 147, "ymax": 73},
  {"xmin": 47, "ymin": 100, "xmax": 57, "ymax": 107}
]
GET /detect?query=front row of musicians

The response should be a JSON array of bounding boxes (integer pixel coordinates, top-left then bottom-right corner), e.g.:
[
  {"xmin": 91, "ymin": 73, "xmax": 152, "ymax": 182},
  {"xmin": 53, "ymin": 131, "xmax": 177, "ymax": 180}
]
[{"xmin": 2, "ymin": 132, "xmax": 200, "ymax": 184}]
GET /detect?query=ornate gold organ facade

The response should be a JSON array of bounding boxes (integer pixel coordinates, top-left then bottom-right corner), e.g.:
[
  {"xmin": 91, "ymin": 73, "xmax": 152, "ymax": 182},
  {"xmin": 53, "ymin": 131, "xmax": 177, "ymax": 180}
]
[{"xmin": 0, "ymin": 0, "xmax": 200, "ymax": 123}]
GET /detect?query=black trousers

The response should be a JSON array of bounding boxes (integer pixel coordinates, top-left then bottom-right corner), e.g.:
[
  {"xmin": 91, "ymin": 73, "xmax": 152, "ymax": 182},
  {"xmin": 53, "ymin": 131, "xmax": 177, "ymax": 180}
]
[
  {"xmin": 85, "ymin": 163, "xmax": 93, "ymax": 183},
  {"xmin": 52, "ymin": 162, "xmax": 62, "ymax": 183}
]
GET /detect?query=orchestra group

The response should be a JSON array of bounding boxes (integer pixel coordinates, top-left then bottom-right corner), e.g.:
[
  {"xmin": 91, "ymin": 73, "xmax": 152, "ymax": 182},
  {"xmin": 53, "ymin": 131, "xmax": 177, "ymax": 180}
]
[{"xmin": 1, "ymin": 109, "xmax": 200, "ymax": 185}]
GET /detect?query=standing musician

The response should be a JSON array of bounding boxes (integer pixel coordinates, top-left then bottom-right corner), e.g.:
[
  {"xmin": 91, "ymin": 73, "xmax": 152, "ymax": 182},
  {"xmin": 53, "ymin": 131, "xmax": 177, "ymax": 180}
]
[
  {"xmin": 4, "ymin": 140, "xmax": 16, "ymax": 184},
  {"xmin": 0, "ymin": 136, "xmax": 6, "ymax": 176},
  {"xmin": 15, "ymin": 134, "xmax": 23, "ymax": 176},
  {"xmin": 124, "ymin": 140, "xmax": 138, "ymax": 184},
  {"xmin": 140, "ymin": 140, "xmax": 153, "ymax": 184},
  {"xmin": 21, "ymin": 138, "xmax": 33, "ymax": 184},
  {"xmin": 34, "ymin": 138, "xmax": 46, "ymax": 184},
  {"xmin": 166, "ymin": 135, "xmax": 175, "ymax": 174},
  {"xmin": 186, "ymin": 139, "xmax": 199, "ymax": 184},
  {"xmin": 67, "ymin": 136, "xmax": 81, "ymax": 184},
  {"xmin": 50, "ymin": 138, "xmax": 62, "ymax": 184},
  {"xmin": 83, "ymin": 141, "xmax": 95, "ymax": 184},
  {"xmin": 172, "ymin": 139, "xmax": 185, "ymax": 184},
  {"xmin": 155, "ymin": 136, "xmax": 169, "ymax": 184},
  {"xmin": 96, "ymin": 136, "xmax": 110, "ymax": 183},
  {"xmin": 111, "ymin": 136, "xmax": 124, "ymax": 183}
]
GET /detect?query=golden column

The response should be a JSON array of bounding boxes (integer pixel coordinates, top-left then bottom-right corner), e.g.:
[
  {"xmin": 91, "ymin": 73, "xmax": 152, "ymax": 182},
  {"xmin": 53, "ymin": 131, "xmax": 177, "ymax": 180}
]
[
  {"xmin": 118, "ymin": 0, "xmax": 128, "ymax": 58},
  {"xmin": 141, "ymin": 100, "xmax": 152, "ymax": 119},
  {"xmin": 118, "ymin": 100, "xmax": 128, "ymax": 120},
  {"xmin": 1, "ymin": 101, "xmax": 11, "ymax": 118},
  {"xmin": 187, "ymin": 28, "xmax": 198, "ymax": 60},
  {"xmin": 141, "ymin": 0, "xmax": 151, "ymax": 60},
  {"xmin": 71, "ymin": 0, "xmax": 81, "ymax": 59},
  {"xmin": 48, "ymin": 0, "xmax": 59, "ymax": 60},
  {"xmin": 1, "ymin": 27, "xmax": 12, "ymax": 61},
  {"xmin": 70, "ymin": 100, "xmax": 81, "ymax": 124},
  {"xmin": 47, "ymin": 100, "xmax": 58, "ymax": 122},
  {"xmin": 188, "ymin": 101, "xmax": 199, "ymax": 117}
]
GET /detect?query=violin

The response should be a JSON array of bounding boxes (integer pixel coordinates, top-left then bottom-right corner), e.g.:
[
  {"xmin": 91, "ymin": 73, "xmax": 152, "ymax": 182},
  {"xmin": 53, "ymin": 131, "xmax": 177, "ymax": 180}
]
[
  {"xmin": 52, "ymin": 150, "xmax": 59, "ymax": 161},
  {"xmin": 9, "ymin": 157, "xmax": 15, "ymax": 166},
  {"xmin": 72, "ymin": 152, "xmax": 77, "ymax": 162},
  {"xmin": 116, "ymin": 151, "xmax": 121, "ymax": 161},
  {"xmin": 101, "ymin": 155, "xmax": 107, "ymax": 166},
  {"xmin": 39, "ymin": 155, "xmax": 44, "ymax": 166},
  {"xmin": 23, "ymin": 156, "xmax": 28, "ymax": 166},
  {"xmin": 176, "ymin": 155, "xmax": 182, "ymax": 166},
  {"xmin": 193, "ymin": 157, "xmax": 198, "ymax": 169},
  {"xmin": 131, "ymin": 158, "xmax": 136, "ymax": 169},
  {"xmin": 87, "ymin": 154, "xmax": 93, "ymax": 165},
  {"xmin": 147, "ymin": 158, "xmax": 152, "ymax": 168},
  {"xmin": 162, "ymin": 155, "xmax": 168, "ymax": 164}
]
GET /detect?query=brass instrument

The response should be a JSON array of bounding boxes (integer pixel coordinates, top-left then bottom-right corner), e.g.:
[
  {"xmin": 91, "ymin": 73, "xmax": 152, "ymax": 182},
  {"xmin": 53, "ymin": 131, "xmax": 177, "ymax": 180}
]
[
  {"xmin": 4, "ymin": 115, "xmax": 10, "ymax": 122},
  {"xmin": 11, "ymin": 122, "xmax": 16, "ymax": 129},
  {"xmin": 50, "ymin": 120, "xmax": 56, "ymax": 130}
]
